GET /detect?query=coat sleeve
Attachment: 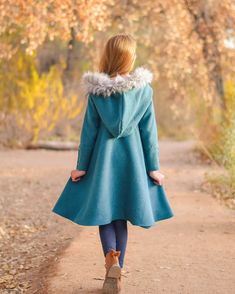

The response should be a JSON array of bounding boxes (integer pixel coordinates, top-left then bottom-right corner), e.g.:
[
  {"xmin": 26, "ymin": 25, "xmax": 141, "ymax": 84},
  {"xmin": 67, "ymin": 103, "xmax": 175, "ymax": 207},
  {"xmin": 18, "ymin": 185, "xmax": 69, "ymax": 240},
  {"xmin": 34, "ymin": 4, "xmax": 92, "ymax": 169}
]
[
  {"xmin": 76, "ymin": 95, "xmax": 100, "ymax": 171},
  {"xmin": 138, "ymin": 93, "xmax": 160, "ymax": 172}
]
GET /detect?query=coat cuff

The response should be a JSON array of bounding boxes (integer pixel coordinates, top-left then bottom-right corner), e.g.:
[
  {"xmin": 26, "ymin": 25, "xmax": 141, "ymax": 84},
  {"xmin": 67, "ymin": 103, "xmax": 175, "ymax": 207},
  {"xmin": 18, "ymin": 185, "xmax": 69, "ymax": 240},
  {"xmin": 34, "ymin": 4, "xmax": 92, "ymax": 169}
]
[
  {"xmin": 76, "ymin": 155, "xmax": 89, "ymax": 170},
  {"xmin": 76, "ymin": 145, "xmax": 89, "ymax": 171},
  {"xmin": 76, "ymin": 161, "xmax": 88, "ymax": 171},
  {"xmin": 145, "ymin": 146, "xmax": 160, "ymax": 171}
]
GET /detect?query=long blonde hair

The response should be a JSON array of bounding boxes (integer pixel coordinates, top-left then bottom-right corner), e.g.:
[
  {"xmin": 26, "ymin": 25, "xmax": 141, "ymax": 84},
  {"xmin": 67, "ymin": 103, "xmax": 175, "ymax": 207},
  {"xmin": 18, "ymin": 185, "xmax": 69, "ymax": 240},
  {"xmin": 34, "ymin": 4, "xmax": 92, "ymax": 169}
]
[{"xmin": 99, "ymin": 34, "xmax": 137, "ymax": 78}]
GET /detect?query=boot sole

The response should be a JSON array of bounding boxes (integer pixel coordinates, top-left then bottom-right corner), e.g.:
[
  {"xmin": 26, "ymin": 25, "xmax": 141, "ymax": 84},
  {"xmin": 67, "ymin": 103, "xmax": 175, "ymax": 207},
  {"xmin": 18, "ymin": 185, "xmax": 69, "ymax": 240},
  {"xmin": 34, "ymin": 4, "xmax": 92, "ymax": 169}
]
[
  {"xmin": 102, "ymin": 277, "xmax": 121, "ymax": 294},
  {"xmin": 102, "ymin": 264, "xmax": 122, "ymax": 294}
]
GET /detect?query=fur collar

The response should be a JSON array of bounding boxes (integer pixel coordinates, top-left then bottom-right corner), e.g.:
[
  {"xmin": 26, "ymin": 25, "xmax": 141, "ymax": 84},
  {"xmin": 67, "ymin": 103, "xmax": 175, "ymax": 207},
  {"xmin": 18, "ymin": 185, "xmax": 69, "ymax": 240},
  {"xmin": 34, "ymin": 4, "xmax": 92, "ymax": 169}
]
[{"xmin": 81, "ymin": 66, "xmax": 153, "ymax": 96}]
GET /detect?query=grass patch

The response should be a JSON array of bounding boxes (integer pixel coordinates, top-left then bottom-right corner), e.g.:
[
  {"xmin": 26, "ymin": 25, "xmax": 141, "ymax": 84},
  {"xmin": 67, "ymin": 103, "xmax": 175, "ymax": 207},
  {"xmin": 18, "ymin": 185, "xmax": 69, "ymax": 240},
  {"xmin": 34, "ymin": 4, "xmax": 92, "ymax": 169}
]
[{"xmin": 203, "ymin": 171, "xmax": 235, "ymax": 209}]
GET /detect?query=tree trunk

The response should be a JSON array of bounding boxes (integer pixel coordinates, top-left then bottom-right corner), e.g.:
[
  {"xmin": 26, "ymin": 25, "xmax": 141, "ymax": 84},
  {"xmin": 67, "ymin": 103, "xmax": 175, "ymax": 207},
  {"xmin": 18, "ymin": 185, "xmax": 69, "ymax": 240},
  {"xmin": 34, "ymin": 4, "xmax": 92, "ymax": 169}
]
[
  {"xmin": 185, "ymin": 0, "xmax": 225, "ymax": 111},
  {"xmin": 63, "ymin": 27, "xmax": 82, "ymax": 94}
]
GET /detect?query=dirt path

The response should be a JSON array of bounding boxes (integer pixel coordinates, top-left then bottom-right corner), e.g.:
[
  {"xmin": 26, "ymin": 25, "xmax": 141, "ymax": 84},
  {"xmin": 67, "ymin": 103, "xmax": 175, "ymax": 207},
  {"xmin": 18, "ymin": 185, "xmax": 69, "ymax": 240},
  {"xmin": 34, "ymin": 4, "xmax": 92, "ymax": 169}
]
[
  {"xmin": 46, "ymin": 140, "xmax": 235, "ymax": 294},
  {"xmin": 0, "ymin": 148, "xmax": 80, "ymax": 293}
]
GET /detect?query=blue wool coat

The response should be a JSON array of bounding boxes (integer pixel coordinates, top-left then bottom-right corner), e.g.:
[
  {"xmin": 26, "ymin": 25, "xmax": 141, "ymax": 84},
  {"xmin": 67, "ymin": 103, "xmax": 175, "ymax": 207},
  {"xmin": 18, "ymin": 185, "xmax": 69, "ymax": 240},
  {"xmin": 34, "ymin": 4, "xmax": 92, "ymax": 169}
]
[{"xmin": 52, "ymin": 67, "xmax": 174, "ymax": 229}]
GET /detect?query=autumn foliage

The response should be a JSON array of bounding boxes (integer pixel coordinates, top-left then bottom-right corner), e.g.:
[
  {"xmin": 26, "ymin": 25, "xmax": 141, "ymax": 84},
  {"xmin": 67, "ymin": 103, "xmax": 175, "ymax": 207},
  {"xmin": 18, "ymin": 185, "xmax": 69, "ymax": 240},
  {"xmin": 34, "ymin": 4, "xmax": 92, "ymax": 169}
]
[{"xmin": 0, "ymin": 0, "xmax": 234, "ymax": 176}]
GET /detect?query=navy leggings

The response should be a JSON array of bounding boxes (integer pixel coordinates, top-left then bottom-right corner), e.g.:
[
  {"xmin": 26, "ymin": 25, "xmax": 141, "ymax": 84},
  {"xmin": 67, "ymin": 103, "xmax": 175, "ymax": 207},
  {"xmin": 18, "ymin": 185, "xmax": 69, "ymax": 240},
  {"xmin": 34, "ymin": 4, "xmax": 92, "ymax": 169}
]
[{"xmin": 98, "ymin": 219, "xmax": 128, "ymax": 268}]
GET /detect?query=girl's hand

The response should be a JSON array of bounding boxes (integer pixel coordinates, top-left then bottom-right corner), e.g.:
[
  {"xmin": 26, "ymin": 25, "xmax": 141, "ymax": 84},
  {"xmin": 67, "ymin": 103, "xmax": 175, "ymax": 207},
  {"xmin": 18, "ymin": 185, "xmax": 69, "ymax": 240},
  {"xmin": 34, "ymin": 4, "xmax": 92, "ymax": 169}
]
[
  {"xmin": 71, "ymin": 170, "xmax": 86, "ymax": 182},
  {"xmin": 148, "ymin": 170, "xmax": 165, "ymax": 185}
]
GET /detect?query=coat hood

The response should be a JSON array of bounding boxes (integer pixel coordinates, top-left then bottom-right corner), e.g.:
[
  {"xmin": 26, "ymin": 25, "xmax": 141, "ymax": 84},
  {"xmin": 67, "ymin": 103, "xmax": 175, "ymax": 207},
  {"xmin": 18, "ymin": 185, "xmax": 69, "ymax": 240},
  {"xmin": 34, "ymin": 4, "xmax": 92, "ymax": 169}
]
[{"xmin": 81, "ymin": 67, "xmax": 154, "ymax": 138}]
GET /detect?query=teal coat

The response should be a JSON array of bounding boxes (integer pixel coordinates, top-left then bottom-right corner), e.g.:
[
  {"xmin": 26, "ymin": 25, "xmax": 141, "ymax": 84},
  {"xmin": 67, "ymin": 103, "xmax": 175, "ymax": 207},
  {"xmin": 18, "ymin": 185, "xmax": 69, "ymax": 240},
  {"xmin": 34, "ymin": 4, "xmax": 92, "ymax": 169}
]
[{"xmin": 52, "ymin": 67, "xmax": 174, "ymax": 229}]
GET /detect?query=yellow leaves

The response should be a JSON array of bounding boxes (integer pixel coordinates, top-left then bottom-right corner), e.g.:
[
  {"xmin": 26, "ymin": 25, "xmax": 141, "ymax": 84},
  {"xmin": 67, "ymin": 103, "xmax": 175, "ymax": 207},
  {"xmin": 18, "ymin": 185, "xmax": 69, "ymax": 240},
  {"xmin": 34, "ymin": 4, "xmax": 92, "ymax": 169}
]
[
  {"xmin": 225, "ymin": 80, "xmax": 235, "ymax": 100},
  {"xmin": 224, "ymin": 80, "xmax": 235, "ymax": 124},
  {"xmin": 0, "ymin": 50, "xmax": 83, "ymax": 144},
  {"xmin": 60, "ymin": 94, "xmax": 84, "ymax": 120}
]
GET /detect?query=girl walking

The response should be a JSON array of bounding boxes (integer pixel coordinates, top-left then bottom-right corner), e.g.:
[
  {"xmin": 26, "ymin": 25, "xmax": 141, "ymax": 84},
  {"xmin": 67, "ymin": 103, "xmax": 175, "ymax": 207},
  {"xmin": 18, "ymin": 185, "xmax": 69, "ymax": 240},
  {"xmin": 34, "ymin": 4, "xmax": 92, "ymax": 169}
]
[{"xmin": 52, "ymin": 33, "xmax": 174, "ymax": 294}]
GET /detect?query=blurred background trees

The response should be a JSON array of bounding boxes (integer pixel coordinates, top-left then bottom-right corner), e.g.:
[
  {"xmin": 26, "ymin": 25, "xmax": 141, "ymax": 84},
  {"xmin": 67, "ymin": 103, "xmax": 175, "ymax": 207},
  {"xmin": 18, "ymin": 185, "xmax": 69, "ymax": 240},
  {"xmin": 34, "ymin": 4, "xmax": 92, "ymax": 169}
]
[{"xmin": 0, "ymin": 0, "xmax": 234, "ymax": 197}]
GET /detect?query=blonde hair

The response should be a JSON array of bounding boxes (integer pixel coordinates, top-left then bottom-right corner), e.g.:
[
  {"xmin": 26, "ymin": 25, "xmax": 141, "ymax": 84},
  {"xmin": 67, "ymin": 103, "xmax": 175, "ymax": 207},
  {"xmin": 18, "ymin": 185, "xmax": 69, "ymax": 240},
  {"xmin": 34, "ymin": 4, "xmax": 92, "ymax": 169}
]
[{"xmin": 99, "ymin": 34, "xmax": 137, "ymax": 78}]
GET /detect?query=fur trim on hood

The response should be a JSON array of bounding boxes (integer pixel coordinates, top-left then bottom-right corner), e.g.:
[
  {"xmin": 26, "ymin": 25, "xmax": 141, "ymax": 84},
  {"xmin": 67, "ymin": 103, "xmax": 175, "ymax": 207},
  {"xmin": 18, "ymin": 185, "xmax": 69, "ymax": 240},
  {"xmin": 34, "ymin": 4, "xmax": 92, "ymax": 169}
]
[{"xmin": 81, "ymin": 66, "xmax": 153, "ymax": 97}]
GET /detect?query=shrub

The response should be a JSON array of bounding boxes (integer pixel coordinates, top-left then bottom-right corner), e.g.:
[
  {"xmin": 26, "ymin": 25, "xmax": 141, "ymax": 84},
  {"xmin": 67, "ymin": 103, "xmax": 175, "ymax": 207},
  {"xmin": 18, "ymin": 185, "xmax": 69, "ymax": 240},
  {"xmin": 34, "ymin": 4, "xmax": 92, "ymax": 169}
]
[{"xmin": 0, "ymin": 51, "xmax": 83, "ymax": 146}]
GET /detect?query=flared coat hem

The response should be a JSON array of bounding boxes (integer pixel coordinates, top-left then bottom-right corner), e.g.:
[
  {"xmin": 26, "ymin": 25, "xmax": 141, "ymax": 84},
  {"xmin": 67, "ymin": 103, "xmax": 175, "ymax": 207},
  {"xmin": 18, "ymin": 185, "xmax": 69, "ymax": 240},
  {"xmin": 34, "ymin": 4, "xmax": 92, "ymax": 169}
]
[{"xmin": 51, "ymin": 207, "xmax": 174, "ymax": 229}]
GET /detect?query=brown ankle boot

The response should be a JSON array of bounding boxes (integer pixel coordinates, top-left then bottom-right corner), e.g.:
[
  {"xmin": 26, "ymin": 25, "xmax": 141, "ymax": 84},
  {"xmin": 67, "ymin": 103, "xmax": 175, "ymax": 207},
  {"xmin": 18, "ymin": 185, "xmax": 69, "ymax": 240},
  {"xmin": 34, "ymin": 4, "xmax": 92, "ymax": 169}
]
[{"xmin": 102, "ymin": 249, "xmax": 122, "ymax": 294}]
